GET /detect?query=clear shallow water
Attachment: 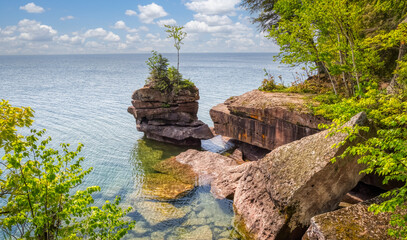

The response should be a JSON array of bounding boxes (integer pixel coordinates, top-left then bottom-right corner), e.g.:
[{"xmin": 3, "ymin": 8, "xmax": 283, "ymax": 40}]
[{"xmin": 0, "ymin": 53, "xmax": 295, "ymax": 239}]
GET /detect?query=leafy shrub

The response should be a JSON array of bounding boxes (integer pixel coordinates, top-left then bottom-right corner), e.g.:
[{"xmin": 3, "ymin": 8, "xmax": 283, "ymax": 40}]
[
  {"xmin": 145, "ymin": 51, "xmax": 195, "ymax": 94},
  {"xmin": 0, "ymin": 100, "xmax": 135, "ymax": 239}
]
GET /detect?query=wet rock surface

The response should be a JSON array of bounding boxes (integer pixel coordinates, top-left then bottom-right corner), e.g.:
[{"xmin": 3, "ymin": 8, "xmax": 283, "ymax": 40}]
[
  {"xmin": 210, "ymin": 90, "xmax": 328, "ymax": 150},
  {"xmin": 233, "ymin": 112, "xmax": 372, "ymax": 240},
  {"xmin": 128, "ymin": 86, "xmax": 213, "ymax": 146},
  {"xmin": 142, "ymin": 173, "xmax": 194, "ymax": 200}
]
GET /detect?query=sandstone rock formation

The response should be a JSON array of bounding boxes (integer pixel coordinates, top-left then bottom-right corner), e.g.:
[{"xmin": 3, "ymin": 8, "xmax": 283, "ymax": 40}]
[
  {"xmin": 128, "ymin": 86, "xmax": 213, "ymax": 146},
  {"xmin": 233, "ymin": 112, "xmax": 372, "ymax": 240},
  {"xmin": 174, "ymin": 149, "xmax": 241, "ymax": 185},
  {"xmin": 303, "ymin": 197, "xmax": 395, "ymax": 240},
  {"xmin": 210, "ymin": 90, "xmax": 328, "ymax": 151}
]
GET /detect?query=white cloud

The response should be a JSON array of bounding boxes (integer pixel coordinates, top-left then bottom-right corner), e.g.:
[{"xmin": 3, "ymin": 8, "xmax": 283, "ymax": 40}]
[
  {"xmin": 184, "ymin": 20, "xmax": 250, "ymax": 34},
  {"xmin": 185, "ymin": 0, "xmax": 240, "ymax": 15},
  {"xmin": 60, "ymin": 16, "xmax": 75, "ymax": 21},
  {"xmin": 85, "ymin": 41, "xmax": 103, "ymax": 48},
  {"xmin": 146, "ymin": 33, "xmax": 159, "ymax": 39},
  {"xmin": 139, "ymin": 26, "xmax": 149, "ymax": 32},
  {"xmin": 57, "ymin": 34, "xmax": 83, "ymax": 45},
  {"xmin": 104, "ymin": 32, "xmax": 120, "ymax": 42},
  {"xmin": 112, "ymin": 21, "xmax": 138, "ymax": 33},
  {"xmin": 156, "ymin": 19, "xmax": 177, "ymax": 27},
  {"xmin": 84, "ymin": 28, "xmax": 107, "ymax": 38},
  {"xmin": 193, "ymin": 13, "xmax": 232, "ymax": 26},
  {"xmin": 126, "ymin": 34, "xmax": 141, "ymax": 43},
  {"xmin": 17, "ymin": 19, "xmax": 57, "ymax": 41},
  {"xmin": 113, "ymin": 20, "xmax": 127, "ymax": 30},
  {"xmin": 19, "ymin": 2, "xmax": 45, "ymax": 14},
  {"xmin": 0, "ymin": 26, "xmax": 17, "ymax": 36},
  {"xmin": 138, "ymin": 3, "xmax": 168, "ymax": 24},
  {"xmin": 125, "ymin": 9, "xmax": 137, "ymax": 16}
]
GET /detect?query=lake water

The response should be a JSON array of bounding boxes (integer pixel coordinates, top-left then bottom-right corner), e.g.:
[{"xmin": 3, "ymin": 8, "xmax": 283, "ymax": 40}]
[{"xmin": 0, "ymin": 53, "xmax": 296, "ymax": 239}]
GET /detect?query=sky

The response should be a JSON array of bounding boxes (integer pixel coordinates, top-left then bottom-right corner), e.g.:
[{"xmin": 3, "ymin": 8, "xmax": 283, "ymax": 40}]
[{"xmin": 0, "ymin": 0, "xmax": 279, "ymax": 55}]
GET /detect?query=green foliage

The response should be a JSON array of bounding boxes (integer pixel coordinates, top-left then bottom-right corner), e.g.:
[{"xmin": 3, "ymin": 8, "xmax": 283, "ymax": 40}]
[
  {"xmin": 145, "ymin": 51, "xmax": 195, "ymax": 94},
  {"xmin": 262, "ymin": 0, "xmax": 407, "ymax": 96},
  {"xmin": 315, "ymin": 88, "xmax": 407, "ymax": 238},
  {"xmin": 0, "ymin": 103, "xmax": 135, "ymax": 239},
  {"xmin": 258, "ymin": 77, "xmax": 285, "ymax": 92},
  {"xmin": 164, "ymin": 25, "xmax": 187, "ymax": 71},
  {"xmin": 0, "ymin": 99, "xmax": 34, "ymax": 153},
  {"xmin": 146, "ymin": 51, "xmax": 169, "ymax": 82},
  {"xmin": 246, "ymin": 0, "xmax": 407, "ymax": 237}
]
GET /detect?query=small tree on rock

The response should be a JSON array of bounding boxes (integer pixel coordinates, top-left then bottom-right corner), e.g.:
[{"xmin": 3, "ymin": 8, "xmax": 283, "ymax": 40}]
[{"xmin": 165, "ymin": 25, "xmax": 187, "ymax": 72}]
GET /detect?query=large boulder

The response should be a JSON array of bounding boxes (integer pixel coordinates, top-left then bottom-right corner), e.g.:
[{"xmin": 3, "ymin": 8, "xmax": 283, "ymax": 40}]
[
  {"xmin": 210, "ymin": 90, "xmax": 328, "ymax": 150},
  {"xmin": 233, "ymin": 112, "xmax": 372, "ymax": 240},
  {"xmin": 128, "ymin": 86, "xmax": 213, "ymax": 146},
  {"xmin": 303, "ymin": 197, "xmax": 395, "ymax": 240}
]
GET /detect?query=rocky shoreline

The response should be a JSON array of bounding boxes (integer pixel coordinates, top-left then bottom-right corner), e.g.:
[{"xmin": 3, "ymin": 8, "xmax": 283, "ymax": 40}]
[{"xmin": 129, "ymin": 88, "xmax": 397, "ymax": 239}]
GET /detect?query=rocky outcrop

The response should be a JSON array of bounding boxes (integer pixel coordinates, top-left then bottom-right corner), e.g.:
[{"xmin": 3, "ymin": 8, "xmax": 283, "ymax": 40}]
[
  {"xmin": 210, "ymin": 90, "xmax": 328, "ymax": 150},
  {"xmin": 233, "ymin": 112, "xmax": 372, "ymax": 240},
  {"xmin": 303, "ymin": 197, "xmax": 395, "ymax": 240},
  {"xmin": 128, "ymin": 86, "xmax": 213, "ymax": 146}
]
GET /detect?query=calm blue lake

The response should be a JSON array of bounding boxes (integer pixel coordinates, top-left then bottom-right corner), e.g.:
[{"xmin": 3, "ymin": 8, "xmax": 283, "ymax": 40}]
[{"xmin": 0, "ymin": 53, "xmax": 296, "ymax": 239}]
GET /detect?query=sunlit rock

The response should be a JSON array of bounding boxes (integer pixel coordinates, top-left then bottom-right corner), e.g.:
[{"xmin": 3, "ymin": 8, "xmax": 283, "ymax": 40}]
[
  {"xmin": 128, "ymin": 86, "xmax": 213, "ymax": 146},
  {"xmin": 210, "ymin": 90, "xmax": 328, "ymax": 151},
  {"xmin": 233, "ymin": 112, "xmax": 372, "ymax": 240}
]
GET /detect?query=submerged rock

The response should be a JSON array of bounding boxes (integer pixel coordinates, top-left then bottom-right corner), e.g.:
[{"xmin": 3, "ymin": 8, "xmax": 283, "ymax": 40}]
[
  {"xmin": 153, "ymin": 157, "xmax": 197, "ymax": 185},
  {"xmin": 210, "ymin": 90, "xmax": 328, "ymax": 150},
  {"xmin": 128, "ymin": 86, "xmax": 213, "ymax": 146},
  {"xmin": 233, "ymin": 112, "xmax": 373, "ymax": 240},
  {"xmin": 178, "ymin": 225, "xmax": 213, "ymax": 240},
  {"xmin": 142, "ymin": 173, "xmax": 194, "ymax": 200},
  {"xmin": 136, "ymin": 200, "xmax": 187, "ymax": 226},
  {"xmin": 303, "ymin": 197, "xmax": 395, "ymax": 240}
]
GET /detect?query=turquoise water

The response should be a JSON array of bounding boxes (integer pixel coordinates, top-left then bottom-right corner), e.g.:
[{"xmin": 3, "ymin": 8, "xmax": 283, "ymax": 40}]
[{"xmin": 0, "ymin": 53, "xmax": 295, "ymax": 239}]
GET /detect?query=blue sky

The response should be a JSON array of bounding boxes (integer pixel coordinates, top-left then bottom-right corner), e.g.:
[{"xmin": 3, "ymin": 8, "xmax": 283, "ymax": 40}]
[{"xmin": 0, "ymin": 0, "xmax": 279, "ymax": 55}]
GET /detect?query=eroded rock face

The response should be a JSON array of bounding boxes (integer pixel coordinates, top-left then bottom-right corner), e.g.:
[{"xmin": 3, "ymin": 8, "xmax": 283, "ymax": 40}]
[
  {"xmin": 128, "ymin": 86, "xmax": 213, "ymax": 146},
  {"xmin": 210, "ymin": 90, "xmax": 328, "ymax": 150},
  {"xmin": 303, "ymin": 197, "xmax": 395, "ymax": 240},
  {"xmin": 233, "ymin": 112, "xmax": 372, "ymax": 240}
]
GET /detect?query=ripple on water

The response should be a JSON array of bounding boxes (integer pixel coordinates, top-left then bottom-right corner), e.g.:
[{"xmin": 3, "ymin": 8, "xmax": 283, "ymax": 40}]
[{"xmin": 0, "ymin": 53, "xmax": 297, "ymax": 239}]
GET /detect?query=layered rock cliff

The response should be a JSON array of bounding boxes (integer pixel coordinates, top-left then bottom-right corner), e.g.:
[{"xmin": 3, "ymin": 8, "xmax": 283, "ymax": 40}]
[
  {"xmin": 128, "ymin": 86, "xmax": 213, "ymax": 146},
  {"xmin": 210, "ymin": 90, "xmax": 328, "ymax": 151}
]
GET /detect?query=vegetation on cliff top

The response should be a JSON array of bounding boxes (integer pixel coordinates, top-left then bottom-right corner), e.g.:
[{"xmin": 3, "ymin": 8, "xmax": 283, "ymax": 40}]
[
  {"xmin": 145, "ymin": 25, "xmax": 195, "ymax": 95},
  {"xmin": 243, "ymin": 0, "xmax": 407, "ymax": 238},
  {"xmin": 0, "ymin": 100, "xmax": 135, "ymax": 239}
]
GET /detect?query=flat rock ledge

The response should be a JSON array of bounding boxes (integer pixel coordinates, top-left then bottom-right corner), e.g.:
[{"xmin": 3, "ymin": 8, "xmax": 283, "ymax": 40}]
[
  {"xmin": 232, "ymin": 112, "xmax": 373, "ymax": 240},
  {"xmin": 128, "ymin": 86, "xmax": 213, "ymax": 146},
  {"xmin": 210, "ymin": 90, "xmax": 329, "ymax": 150},
  {"xmin": 303, "ymin": 197, "xmax": 395, "ymax": 240}
]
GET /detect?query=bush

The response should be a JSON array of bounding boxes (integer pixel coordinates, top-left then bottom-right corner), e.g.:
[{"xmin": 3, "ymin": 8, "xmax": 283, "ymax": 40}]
[
  {"xmin": 0, "ymin": 100, "xmax": 135, "ymax": 239},
  {"xmin": 145, "ymin": 51, "xmax": 195, "ymax": 94}
]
